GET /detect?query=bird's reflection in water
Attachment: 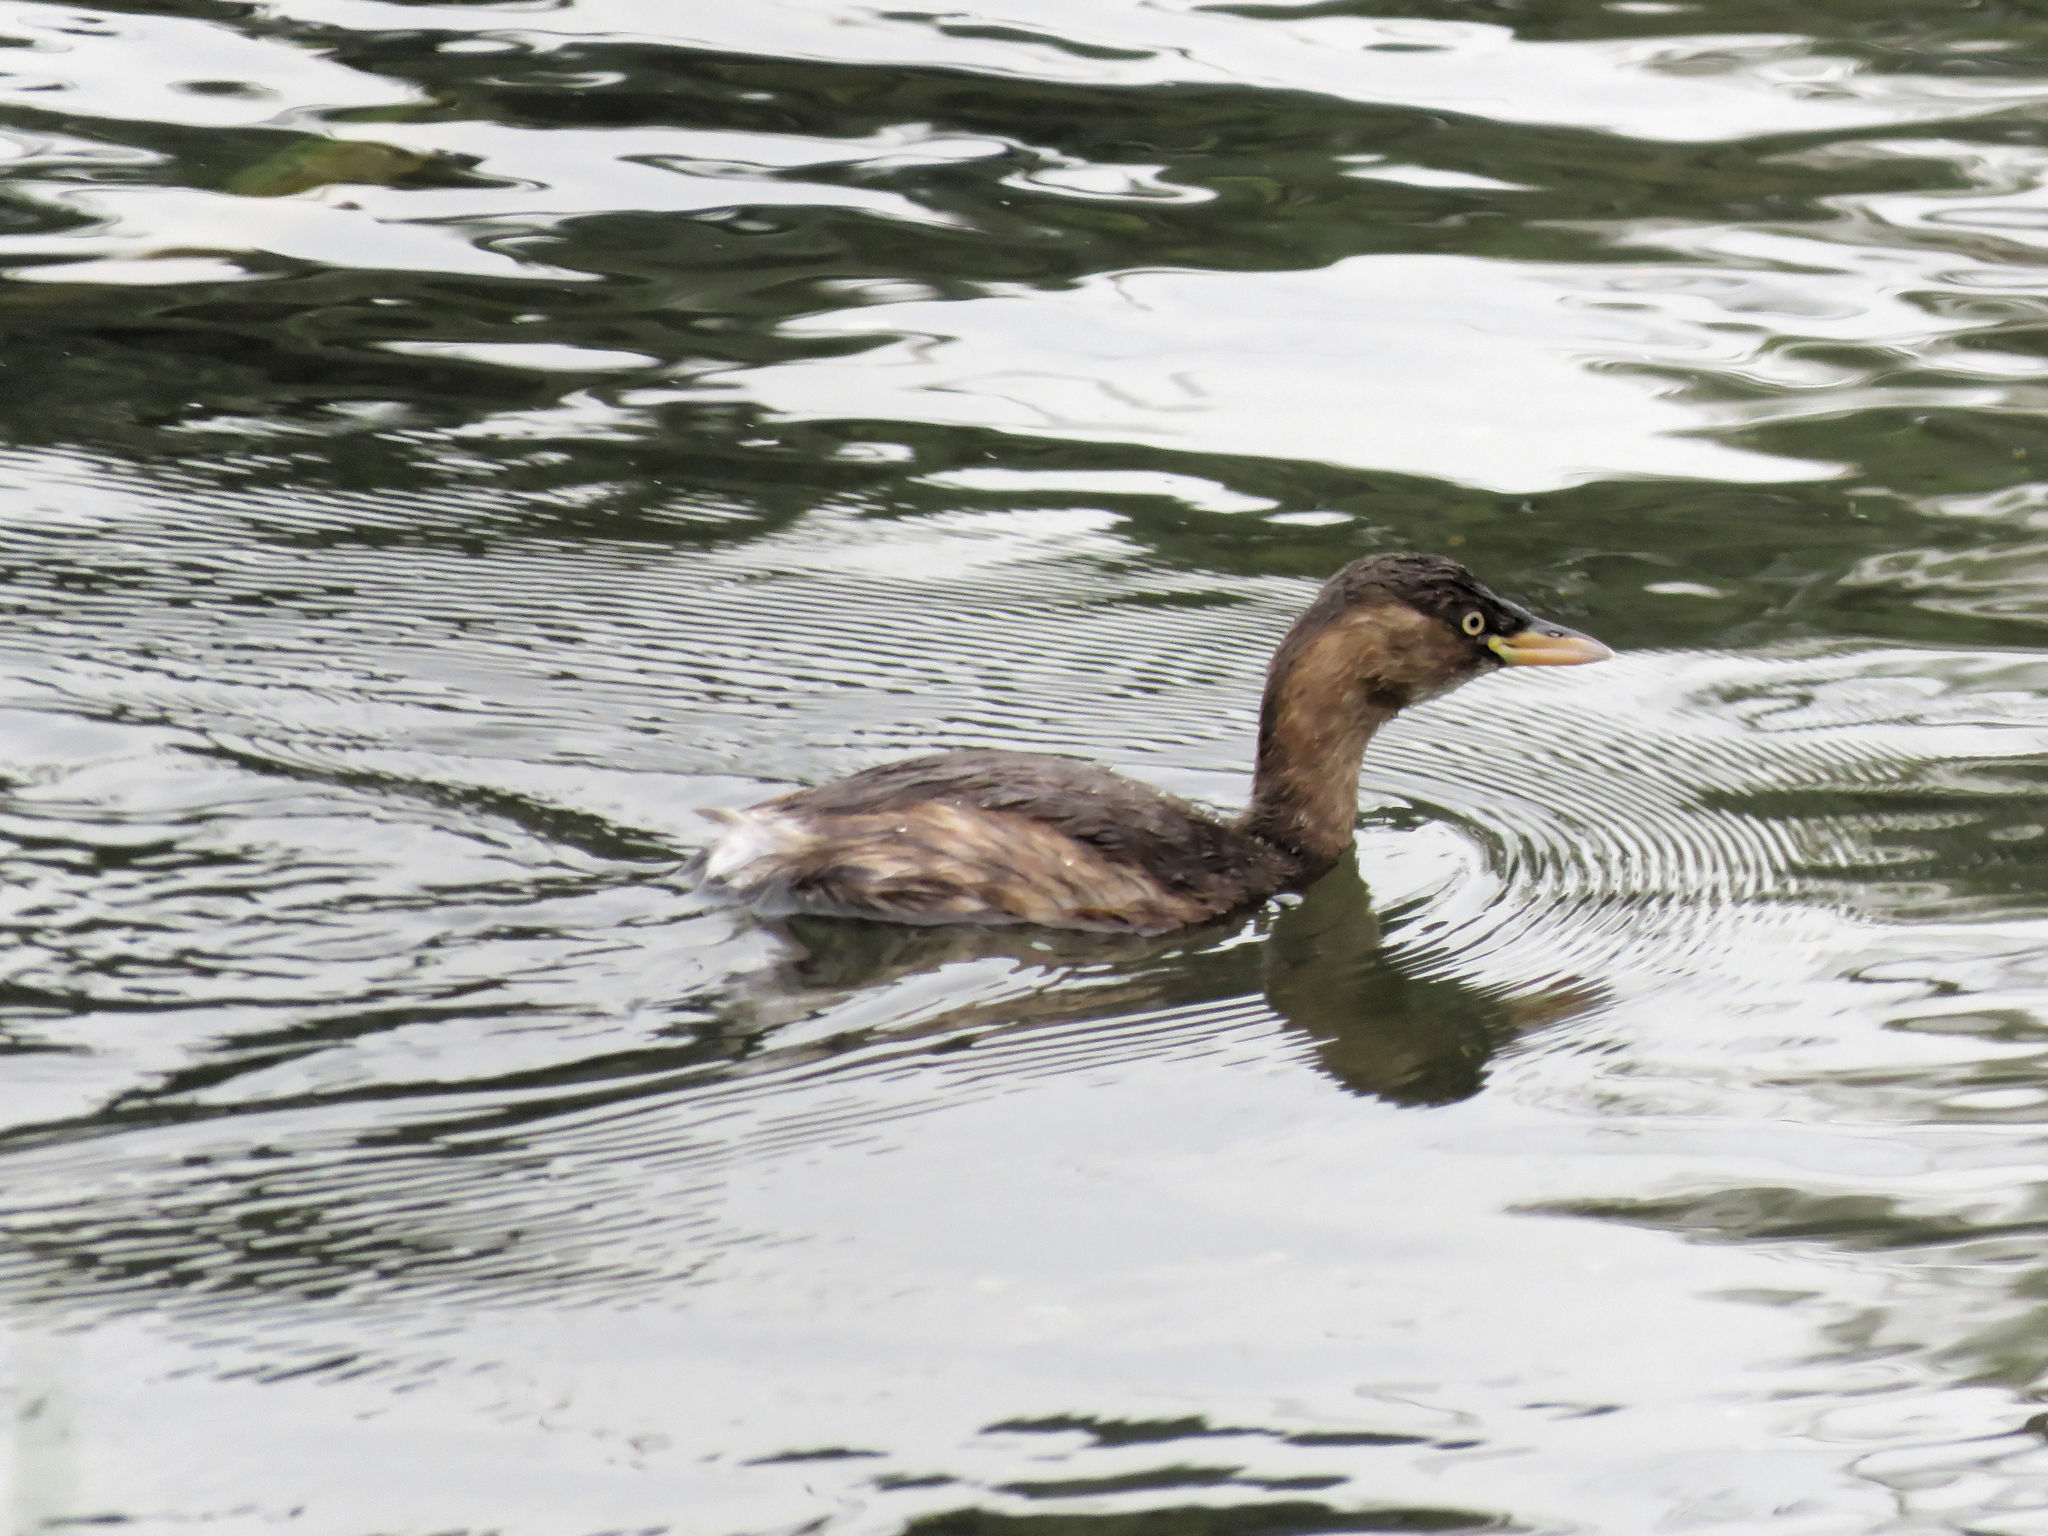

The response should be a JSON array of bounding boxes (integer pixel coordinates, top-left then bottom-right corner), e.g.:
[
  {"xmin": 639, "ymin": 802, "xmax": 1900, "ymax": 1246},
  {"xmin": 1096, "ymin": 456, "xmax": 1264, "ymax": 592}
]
[
  {"xmin": 0, "ymin": 856, "xmax": 1606, "ymax": 1328},
  {"xmin": 757, "ymin": 853, "xmax": 1603, "ymax": 1107}
]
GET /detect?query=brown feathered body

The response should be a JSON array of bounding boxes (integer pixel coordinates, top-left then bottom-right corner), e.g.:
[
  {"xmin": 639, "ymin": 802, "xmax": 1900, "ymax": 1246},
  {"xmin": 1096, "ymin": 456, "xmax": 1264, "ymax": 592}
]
[
  {"xmin": 705, "ymin": 750, "xmax": 1291, "ymax": 932},
  {"xmin": 700, "ymin": 553, "xmax": 1605, "ymax": 933}
]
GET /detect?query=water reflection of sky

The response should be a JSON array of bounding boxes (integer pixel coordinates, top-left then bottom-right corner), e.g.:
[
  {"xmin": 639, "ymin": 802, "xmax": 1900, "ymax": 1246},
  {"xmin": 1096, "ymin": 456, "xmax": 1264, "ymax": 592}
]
[{"xmin": 678, "ymin": 255, "xmax": 1901, "ymax": 491}]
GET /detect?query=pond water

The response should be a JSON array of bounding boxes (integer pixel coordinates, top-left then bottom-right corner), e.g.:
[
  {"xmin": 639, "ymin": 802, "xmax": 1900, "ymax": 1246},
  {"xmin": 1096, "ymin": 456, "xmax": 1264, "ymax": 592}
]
[{"xmin": 8, "ymin": 1, "xmax": 2048, "ymax": 1532}]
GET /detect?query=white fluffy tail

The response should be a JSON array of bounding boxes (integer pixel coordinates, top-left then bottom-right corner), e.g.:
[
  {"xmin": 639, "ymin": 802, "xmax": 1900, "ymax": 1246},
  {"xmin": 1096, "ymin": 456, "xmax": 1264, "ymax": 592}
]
[{"xmin": 700, "ymin": 807, "xmax": 814, "ymax": 893}]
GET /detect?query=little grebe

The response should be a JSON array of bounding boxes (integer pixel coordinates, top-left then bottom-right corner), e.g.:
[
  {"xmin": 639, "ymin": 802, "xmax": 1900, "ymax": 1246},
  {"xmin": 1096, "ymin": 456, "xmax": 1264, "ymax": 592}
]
[{"xmin": 701, "ymin": 552, "xmax": 1611, "ymax": 933}]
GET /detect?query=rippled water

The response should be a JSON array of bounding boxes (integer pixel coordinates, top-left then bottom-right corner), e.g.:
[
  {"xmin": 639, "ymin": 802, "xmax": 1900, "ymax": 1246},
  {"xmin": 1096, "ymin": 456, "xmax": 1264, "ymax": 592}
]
[{"xmin": 12, "ymin": 1, "xmax": 2048, "ymax": 1532}]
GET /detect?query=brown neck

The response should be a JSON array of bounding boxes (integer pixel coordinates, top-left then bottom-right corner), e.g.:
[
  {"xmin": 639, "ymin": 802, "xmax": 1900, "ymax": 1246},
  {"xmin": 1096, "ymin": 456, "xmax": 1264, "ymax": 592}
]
[{"xmin": 1235, "ymin": 610, "xmax": 1411, "ymax": 888}]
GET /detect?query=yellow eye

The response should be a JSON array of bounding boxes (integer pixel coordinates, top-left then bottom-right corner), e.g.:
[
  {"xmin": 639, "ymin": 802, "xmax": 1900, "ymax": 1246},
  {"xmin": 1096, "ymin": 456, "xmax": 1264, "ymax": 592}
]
[{"xmin": 1461, "ymin": 611, "xmax": 1486, "ymax": 636}]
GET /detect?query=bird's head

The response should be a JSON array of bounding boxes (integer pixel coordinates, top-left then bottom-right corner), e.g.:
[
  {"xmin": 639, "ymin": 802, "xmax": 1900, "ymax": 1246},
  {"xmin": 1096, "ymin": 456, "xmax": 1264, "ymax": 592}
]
[{"xmin": 1277, "ymin": 551, "xmax": 1612, "ymax": 711}]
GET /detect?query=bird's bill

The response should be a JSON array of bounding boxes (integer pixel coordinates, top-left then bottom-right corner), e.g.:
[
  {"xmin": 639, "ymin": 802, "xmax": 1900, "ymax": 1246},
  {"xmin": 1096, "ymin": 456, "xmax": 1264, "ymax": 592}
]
[{"xmin": 1486, "ymin": 626, "xmax": 1614, "ymax": 666}]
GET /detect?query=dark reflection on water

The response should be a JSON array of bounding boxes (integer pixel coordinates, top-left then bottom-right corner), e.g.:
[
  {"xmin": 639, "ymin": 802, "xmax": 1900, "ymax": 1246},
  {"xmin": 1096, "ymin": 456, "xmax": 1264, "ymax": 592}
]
[
  {"xmin": 900, "ymin": 1501, "xmax": 1504, "ymax": 1535},
  {"xmin": 1260, "ymin": 858, "xmax": 1598, "ymax": 1107},
  {"xmin": 778, "ymin": 853, "xmax": 1598, "ymax": 1108}
]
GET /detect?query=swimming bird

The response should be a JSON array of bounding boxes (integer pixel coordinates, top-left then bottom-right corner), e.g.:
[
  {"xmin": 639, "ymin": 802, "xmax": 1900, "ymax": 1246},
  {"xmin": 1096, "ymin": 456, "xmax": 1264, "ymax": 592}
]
[{"xmin": 700, "ymin": 552, "xmax": 1610, "ymax": 933}]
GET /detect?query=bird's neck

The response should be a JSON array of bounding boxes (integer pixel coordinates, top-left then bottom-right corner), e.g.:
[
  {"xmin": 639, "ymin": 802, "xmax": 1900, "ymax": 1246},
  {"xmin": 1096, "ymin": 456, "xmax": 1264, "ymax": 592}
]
[{"xmin": 1236, "ymin": 614, "xmax": 1403, "ymax": 888}]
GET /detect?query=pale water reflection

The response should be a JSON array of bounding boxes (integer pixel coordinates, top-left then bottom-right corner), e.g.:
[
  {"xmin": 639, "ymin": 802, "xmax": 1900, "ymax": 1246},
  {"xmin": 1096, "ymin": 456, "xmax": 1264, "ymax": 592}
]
[{"xmin": 677, "ymin": 257, "xmax": 1835, "ymax": 491}]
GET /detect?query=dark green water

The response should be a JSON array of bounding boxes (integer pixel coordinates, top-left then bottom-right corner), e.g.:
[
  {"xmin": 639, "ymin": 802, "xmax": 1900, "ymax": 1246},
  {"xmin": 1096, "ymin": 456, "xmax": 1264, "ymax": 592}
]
[{"xmin": 7, "ymin": 1, "xmax": 2048, "ymax": 1531}]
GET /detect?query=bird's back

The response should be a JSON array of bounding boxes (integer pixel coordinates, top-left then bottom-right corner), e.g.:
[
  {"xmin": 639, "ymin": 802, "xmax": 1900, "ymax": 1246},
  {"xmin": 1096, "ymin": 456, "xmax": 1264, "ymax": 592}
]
[{"xmin": 701, "ymin": 749, "xmax": 1290, "ymax": 932}]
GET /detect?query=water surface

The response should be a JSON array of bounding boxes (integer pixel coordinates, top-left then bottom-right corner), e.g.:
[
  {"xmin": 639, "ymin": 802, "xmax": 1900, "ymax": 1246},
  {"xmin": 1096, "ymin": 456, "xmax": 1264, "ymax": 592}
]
[{"xmin": 8, "ymin": 2, "xmax": 2048, "ymax": 1532}]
